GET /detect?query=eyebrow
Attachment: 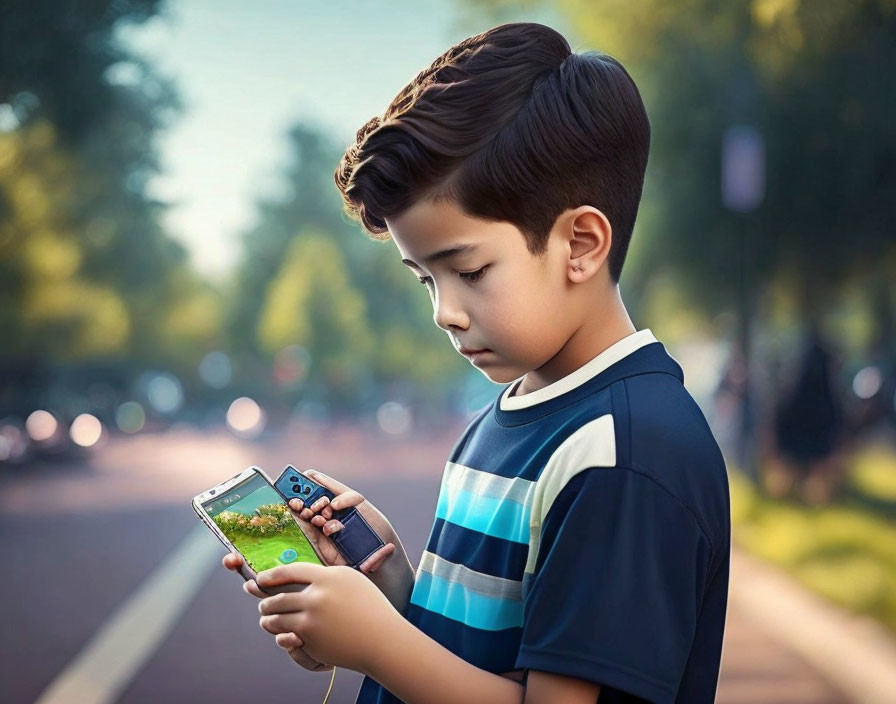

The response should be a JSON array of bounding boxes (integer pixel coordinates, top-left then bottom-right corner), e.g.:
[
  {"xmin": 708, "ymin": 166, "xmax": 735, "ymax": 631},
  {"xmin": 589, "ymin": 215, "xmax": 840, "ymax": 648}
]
[{"xmin": 402, "ymin": 243, "xmax": 478, "ymax": 270}]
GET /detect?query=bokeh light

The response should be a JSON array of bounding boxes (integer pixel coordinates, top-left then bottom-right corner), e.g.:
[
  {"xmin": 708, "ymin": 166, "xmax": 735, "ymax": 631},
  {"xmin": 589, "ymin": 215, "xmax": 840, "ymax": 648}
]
[
  {"xmin": 116, "ymin": 401, "xmax": 146, "ymax": 433},
  {"xmin": 198, "ymin": 351, "xmax": 233, "ymax": 389},
  {"xmin": 853, "ymin": 366, "xmax": 883, "ymax": 400},
  {"xmin": 69, "ymin": 413, "xmax": 103, "ymax": 447},
  {"xmin": 273, "ymin": 344, "xmax": 310, "ymax": 389},
  {"xmin": 226, "ymin": 397, "xmax": 266, "ymax": 438},
  {"xmin": 25, "ymin": 410, "xmax": 58, "ymax": 442},
  {"xmin": 145, "ymin": 373, "xmax": 184, "ymax": 414},
  {"xmin": 0, "ymin": 423, "xmax": 27, "ymax": 461},
  {"xmin": 376, "ymin": 401, "xmax": 412, "ymax": 436}
]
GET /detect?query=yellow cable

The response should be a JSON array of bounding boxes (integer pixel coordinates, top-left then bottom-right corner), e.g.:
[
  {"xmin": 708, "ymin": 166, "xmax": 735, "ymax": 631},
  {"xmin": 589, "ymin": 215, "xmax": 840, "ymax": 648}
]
[{"xmin": 322, "ymin": 665, "xmax": 336, "ymax": 704}]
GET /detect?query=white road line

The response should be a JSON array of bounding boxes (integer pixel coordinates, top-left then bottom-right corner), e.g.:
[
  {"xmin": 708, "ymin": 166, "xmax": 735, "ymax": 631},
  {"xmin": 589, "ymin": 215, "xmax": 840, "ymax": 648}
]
[{"xmin": 35, "ymin": 523, "xmax": 221, "ymax": 704}]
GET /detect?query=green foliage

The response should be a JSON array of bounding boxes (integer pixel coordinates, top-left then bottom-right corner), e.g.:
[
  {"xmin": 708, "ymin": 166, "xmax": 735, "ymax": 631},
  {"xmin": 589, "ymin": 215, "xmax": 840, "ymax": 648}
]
[
  {"xmin": 227, "ymin": 122, "xmax": 467, "ymax": 409},
  {"xmin": 847, "ymin": 444, "xmax": 896, "ymax": 503},
  {"xmin": 258, "ymin": 230, "xmax": 373, "ymax": 361},
  {"xmin": 0, "ymin": 121, "xmax": 131, "ymax": 358},
  {"xmin": 0, "ymin": 0, "xmax": 221, "ymax": 373}
]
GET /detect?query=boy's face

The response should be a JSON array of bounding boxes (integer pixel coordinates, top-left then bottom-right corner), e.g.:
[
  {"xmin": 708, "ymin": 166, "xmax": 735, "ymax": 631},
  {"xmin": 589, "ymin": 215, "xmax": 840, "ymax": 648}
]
[{"xmin": 385, "ymin": 197, "xmax": 583, "ymax": 385}]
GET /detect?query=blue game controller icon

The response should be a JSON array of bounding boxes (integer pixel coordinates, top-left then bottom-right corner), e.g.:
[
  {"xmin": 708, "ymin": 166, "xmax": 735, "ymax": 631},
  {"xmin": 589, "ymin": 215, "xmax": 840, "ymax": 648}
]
[{"xmin": 279, "ymin": 548, "xmax": 298, "ymax": 563}]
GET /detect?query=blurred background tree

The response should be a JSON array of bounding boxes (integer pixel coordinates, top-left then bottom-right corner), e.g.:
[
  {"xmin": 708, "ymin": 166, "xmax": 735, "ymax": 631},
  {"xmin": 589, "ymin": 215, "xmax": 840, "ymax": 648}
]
[
  {"xmin": 225, "ymin": 122, "xmax": 465, "ymax": 419},
  {"xmin": 0, "ymin": 0, "xmax": 218, "ymax": 378}
]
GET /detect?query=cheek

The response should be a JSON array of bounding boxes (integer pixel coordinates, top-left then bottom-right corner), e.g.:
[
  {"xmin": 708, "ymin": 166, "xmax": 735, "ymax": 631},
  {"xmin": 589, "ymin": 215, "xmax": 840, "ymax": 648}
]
[
  {"xmin": 483, "ymin": 292, "xmax": 542, "ymax": 346},
  {"xmin": 493, "ymin": 281, "xmax": 567, "ymax": 348}
]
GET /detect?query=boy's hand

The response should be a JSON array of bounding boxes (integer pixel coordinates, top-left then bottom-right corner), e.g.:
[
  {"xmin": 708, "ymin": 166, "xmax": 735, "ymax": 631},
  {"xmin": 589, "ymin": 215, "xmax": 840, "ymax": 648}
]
[
  {"xmin": 222, "ymin": 553, "xmax": 332, "ymax": 672},
  {"xmin": 256, "ymin": 562, "xmax": 403, "ymax": 675},
  {"xmin": 287, "ymin": 469, "xmax": 396, "ymax": 573}
]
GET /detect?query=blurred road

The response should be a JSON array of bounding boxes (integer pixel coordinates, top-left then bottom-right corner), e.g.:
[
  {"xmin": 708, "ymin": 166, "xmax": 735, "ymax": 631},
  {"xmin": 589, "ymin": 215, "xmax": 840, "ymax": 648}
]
[{"xmin": 0, "ymin": 421, "xmax": 851, "ymax": 703}]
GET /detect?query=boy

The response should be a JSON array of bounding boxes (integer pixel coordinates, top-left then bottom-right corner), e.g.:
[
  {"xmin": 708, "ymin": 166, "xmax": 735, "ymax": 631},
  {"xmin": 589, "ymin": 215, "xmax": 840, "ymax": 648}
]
[{"xmin": 224, "ymin": 21, "xmax": 730, "ymax": 704}]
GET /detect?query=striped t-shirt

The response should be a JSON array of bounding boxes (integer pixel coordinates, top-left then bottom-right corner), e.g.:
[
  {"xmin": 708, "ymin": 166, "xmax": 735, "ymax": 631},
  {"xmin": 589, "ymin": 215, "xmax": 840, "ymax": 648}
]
[{"xmin": 356, "ymin": 329, "xmax": 731, "ymax": 703}]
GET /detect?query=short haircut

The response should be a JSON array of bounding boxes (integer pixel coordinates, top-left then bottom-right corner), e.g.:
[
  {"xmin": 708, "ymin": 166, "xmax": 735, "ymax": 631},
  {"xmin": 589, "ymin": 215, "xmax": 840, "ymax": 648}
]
[{"xmin": 334, "ymin": 22, "xmax": 650, "ymax": 283}]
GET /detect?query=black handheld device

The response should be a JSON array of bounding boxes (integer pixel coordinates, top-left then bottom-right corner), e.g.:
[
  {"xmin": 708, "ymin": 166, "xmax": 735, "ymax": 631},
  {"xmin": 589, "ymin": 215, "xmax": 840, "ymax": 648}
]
[{"xmin": 272, "ymin": 465, "xmax": 386, "ymax": 570}]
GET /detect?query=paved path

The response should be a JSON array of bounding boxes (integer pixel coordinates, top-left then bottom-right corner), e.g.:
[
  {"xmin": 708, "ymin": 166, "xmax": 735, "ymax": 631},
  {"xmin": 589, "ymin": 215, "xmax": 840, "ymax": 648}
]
[
  {"xmin": 719, "ymin": 592, "xmax": 850, "ymax": 703},
  {"xmin": 1, "ymin": 420, "xmax": 886, "ymax": 703}
]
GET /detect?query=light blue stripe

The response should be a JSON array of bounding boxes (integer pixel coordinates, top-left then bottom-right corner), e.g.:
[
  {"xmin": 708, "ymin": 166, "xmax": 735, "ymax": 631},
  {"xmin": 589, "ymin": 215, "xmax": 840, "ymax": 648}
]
[
  {"xmin": 436, "ymin": 486, "xmax": 531, "ymax": 544},
  {"xmin": 410, "ymin": 570, "xmax": 523, "ymax": 631}
]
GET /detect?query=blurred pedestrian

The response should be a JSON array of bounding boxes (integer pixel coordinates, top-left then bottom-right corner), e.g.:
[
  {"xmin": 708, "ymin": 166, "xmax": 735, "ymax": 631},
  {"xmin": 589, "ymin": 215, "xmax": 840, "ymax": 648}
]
[{"xmin": 772, "ymin": 326, "xmax": 846, "ymax": 504}]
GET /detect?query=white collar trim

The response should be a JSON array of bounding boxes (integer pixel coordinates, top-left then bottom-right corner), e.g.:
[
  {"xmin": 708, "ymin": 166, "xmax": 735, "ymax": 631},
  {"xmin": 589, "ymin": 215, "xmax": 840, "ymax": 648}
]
[{"xmin": 498, "ymin": 328, "xmax": 658, "ymax": 411}]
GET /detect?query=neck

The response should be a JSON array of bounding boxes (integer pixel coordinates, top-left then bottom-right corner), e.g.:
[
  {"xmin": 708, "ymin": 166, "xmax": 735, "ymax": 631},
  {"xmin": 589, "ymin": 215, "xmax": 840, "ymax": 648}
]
[{"xmin": 516, "ymin": 284, "xmax": 636, "ymax": 396}]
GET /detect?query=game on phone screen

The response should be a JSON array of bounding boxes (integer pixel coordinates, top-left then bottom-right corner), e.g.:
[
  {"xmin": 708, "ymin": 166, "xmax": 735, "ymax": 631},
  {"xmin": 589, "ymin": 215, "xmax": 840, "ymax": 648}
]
[{"xmin": 202, "ymin": 472, "xmax": 323, "ymax": 571}]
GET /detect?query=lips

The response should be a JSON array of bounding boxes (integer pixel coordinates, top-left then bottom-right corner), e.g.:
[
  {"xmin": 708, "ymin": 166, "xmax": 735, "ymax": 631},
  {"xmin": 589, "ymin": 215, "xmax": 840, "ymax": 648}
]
[{"xmin": 459, "ymin": 347, "xmax": 490, "ymax": 355}]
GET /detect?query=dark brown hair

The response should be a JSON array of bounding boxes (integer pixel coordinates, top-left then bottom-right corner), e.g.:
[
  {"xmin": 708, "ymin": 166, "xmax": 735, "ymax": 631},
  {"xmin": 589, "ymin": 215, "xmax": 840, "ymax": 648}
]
[{"xmin": 334, "ymin": 22, "xmax": 650, "ymax": 283}]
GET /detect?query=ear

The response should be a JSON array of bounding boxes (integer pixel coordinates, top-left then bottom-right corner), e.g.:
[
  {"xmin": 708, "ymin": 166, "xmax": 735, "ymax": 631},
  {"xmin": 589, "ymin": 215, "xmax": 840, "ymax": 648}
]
[{"xmin": 565, "ymin": 207, "xmax": 612, "ymax": 282}]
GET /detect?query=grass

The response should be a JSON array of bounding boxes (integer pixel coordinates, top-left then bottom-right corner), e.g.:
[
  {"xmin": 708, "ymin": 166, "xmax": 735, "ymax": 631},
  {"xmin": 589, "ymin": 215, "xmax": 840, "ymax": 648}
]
[
  {"xmin": 847, "ymin": 445, "xmax": 896, "ymax": 502},
  {"xmin": 229, "ymin": 521, "xmax": 324, "ymax": 572},
  {"xmin": 730, "ymin": 444, "xmax": 896, "ymax": 636}
]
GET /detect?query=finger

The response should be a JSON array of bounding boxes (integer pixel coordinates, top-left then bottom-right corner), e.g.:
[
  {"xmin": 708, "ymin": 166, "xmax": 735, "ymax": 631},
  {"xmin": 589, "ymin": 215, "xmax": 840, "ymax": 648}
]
[
  {"xmin": 259, "ymin": 613, "xmax": 289, "ymax": 636},
  {"xmin": 222, "ymin": 553, "xmax": 243, "ymax": 570},
  {"xmin": 275, "ymin": 632, "xmax": 304, "ymax": 649},
  {"xmin": 308, "ymin": 496, "xmax": 330, "ymax": 513},
  {"xmin": 311, "ymin": 514, "xmax": 326, "ymax": 527},
  {"xmin": 322, "ymin": 519, "xmax": 343, "ymax": 537},
  {"xmin": 321, "ymin": 505, "xmax": 333, "ymax": 520},
  {"xmin": 258, "ymin": 592, "xmax": 303, "ymax": 616},
  {"xmin": 359, "ymin": 542, "xmax": 395, "ymax": 573},
  {"xmin": 303, "ymin": 469, "xmax": 353, "ymax": 495},
  {"xmin": 243, "ymin": 579, "xmax": 266, "ymax": 599},
  {"xmin": 328, "ymin": 489, "xmax": 366, "ymax": 511},
  {"xmin": 288, "ymin": 498, "xmax": 304, "ymax": 512},
  {"xmin": 287, "ymin": 646, "xmax": 332, "ymax": 672}
]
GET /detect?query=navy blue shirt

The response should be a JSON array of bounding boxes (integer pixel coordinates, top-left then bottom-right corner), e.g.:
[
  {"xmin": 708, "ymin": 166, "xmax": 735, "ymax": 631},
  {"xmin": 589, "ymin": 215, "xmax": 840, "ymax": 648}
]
[{"xmin": 357, "ymin": 330, "xmax": 730, "ymax": 703}]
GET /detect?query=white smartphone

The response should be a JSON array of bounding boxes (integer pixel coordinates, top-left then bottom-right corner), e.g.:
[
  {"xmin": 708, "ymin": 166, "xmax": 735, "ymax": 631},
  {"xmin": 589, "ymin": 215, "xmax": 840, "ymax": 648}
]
[{"xmin": 192, "ymin": 466, "xmax": 326, "ymax": 594}]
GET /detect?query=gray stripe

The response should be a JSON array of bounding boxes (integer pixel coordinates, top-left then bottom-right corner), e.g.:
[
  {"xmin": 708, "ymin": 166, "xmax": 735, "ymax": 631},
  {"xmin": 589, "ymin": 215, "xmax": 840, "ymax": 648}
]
[
  {"xmin": 444, "ymin": 462, "xmax": 536, "ymax": 507},
  {"xmin": 419, "ymin": 551, "xmax": 522, "ymax": 601}
]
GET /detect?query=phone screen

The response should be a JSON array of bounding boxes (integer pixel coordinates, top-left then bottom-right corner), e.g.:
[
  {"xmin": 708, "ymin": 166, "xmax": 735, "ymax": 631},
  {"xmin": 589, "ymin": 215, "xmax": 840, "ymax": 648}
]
[{"xmin": 202, "ymin": 472, "xmax": 323, "ymax": 572}]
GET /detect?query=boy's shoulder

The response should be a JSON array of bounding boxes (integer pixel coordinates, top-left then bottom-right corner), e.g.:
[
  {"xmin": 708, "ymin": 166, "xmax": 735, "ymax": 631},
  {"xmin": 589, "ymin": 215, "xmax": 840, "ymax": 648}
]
[
  {"xmin": 522, "ymin": 345, "xmax": 730, "ymax": 555},
  {"xmin": 618, "ymin": 364, "xmax": 726, "ymax": 473}
]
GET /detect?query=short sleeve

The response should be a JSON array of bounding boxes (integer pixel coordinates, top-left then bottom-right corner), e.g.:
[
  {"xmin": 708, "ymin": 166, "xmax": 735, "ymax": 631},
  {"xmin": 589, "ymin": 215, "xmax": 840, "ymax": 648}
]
[{"xmin": 515, "ymin": 466, "xmax": 713, "ymax": 703}]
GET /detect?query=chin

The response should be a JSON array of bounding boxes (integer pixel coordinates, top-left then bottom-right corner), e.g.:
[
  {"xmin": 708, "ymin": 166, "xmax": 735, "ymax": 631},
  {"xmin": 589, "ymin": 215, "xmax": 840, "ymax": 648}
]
[{"xmin": 475, "ymin": 367, "xmax": 521, "ymax": 385}]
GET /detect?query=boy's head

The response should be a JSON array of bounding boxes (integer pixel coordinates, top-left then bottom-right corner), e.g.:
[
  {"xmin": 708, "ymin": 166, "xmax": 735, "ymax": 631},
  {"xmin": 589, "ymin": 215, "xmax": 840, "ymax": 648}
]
[{"xmin": 335, "ymin": 22, "xmax": 650, "ymax": 385}]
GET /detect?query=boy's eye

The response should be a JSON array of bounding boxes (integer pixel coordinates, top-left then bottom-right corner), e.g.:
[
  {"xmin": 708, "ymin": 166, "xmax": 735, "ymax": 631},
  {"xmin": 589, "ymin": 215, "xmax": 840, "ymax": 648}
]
[
  {"xmin": 458, "ymin": 266, "xmax": 488, "ymax": 283},
  {"xmin": 416, "ymin": 266, "xmax": 488, "ymax": 288}
]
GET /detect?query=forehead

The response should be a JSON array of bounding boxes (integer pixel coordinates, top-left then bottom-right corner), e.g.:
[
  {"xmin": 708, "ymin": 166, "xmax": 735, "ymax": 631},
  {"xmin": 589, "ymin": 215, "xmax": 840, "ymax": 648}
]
[{"xmin": 385, "ymin": 198, "xmax": 524, "ymax": 265}]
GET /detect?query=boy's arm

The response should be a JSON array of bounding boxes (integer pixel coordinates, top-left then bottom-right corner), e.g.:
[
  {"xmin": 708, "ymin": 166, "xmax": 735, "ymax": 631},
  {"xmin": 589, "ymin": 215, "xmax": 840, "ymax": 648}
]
[
  {"xmin": 368, "ymin": 617, "xmax": 602, "ymax": 704},
  {"xmin": 525, "ymin": 671, "xmax": 601, "ymax": 703}
]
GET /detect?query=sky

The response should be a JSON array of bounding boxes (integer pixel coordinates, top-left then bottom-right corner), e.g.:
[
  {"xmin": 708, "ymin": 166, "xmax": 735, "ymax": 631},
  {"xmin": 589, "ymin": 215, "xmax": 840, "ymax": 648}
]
[{"xmin": 117, "ymin": 0, "xmax": 574, "ymax": 280}]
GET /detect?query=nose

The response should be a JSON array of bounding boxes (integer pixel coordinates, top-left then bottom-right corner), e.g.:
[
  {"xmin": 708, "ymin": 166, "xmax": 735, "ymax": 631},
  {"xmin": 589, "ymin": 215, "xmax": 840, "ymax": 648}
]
[{"xmin": 432, "ymin": 288, "xmax": 469, "ymax": 332}]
